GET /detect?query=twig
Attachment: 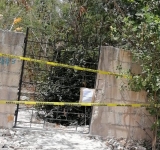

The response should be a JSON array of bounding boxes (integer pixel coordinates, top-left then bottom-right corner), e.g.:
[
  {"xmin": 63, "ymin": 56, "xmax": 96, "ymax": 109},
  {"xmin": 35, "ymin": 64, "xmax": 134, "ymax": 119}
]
[
  {"xmin": 31, "ymin": 30, "xmax": 46, "ymax": 55},
  {"xmin": 113, "ymin": 0, "xmax": 125, "ymax": 17}
]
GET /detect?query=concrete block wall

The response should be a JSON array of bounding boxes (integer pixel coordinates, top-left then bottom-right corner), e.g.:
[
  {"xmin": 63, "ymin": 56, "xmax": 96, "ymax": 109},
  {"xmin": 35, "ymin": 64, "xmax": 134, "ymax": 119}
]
[
  {"xmin": 90, "ymin": 46, "xmax": 153, "ymax": 140},
  {"xmin": 0, "ymin": 30, "xmax": 24, "ymax": 128}
]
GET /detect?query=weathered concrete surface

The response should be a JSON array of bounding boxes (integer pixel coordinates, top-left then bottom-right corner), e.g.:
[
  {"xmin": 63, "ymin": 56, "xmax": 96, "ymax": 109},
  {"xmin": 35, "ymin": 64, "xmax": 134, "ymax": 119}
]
[
  {"xmin": 90, "ymin": 46, "xmax": 153, "ymax": 140},
  {"xmin": 0, "ymin": 30, "xmax": 24, "ymax": 128}
]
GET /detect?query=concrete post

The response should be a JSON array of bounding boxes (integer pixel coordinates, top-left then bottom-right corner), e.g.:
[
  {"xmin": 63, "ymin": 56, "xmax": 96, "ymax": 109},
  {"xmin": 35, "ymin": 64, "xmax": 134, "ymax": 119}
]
[
  {"xmin": 0, "ymin": 30, "xmax": 24, "ymax": 128},
  {"xmin": 90, "ymin": 46, "xmax": 153, "ymax": 140}
]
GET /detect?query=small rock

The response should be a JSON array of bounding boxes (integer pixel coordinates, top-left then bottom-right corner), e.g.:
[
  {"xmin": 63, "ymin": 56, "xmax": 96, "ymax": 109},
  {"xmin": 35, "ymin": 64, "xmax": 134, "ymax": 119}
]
[
  {"xmin": 129, "ymin": 147, "xmax": 137, "ymax": 150},
  {"xmin": 9, "ymin": 130, "xmax": 15, "ymax": 136},
  {"xmin": 2, "ymin": 130, "xmax": 11, "ymax": 136},
  {"xmin": 108, "ymin": 144, "xmax": 114, "ymax": 150},
  {"xmin": 106, "ymin": 141, "xmax": 110, "ymax": 146},
  {"xmin": 119, "ymin": 139, "xmax": 126, "ymax": 146},
  {"xmin": 9, "ymin": 146, "xmax": 15, "ymax": 148},
  {"xmin": 2, "ymin": 144, "xmax": 8, "ymax": 148},
  {"xmin": 113, "ymin": 141, "xmax": 119, "ymax": 148},
  {"xmin": 108, "ymin": 139, "xmax": 114, "ymax": 144},
  {"xmin": 137, "ymin": 146, "xmax": 146, "ymax": 150},
  {"xmin": 117, "ymin": 145, "xmax": 124, "ymax": 150}
]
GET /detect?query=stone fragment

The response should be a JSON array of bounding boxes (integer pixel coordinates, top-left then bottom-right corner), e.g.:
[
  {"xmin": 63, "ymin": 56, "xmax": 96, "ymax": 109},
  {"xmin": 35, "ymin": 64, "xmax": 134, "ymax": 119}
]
[
  {"xmin": 2, "ymin": 130, "xmax": 11, "ymax": 136},
  {"xmin": 137, "ymin": 146, "xmax": 146, "ymax": 150},
  {"xmin": 2, "ymin": 144, "xmax": 8, "ymax": 148}
]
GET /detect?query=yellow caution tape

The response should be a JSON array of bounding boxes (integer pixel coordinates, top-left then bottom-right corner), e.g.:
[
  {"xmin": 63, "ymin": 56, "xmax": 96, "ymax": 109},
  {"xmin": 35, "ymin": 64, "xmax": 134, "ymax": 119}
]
[
  {"xmin": 0, "ymin": 52, "xmax": 131, "ymax": 78},
  {"xmin": 0, "ymin": 100, "xmax": 154, "ymax": 107}
]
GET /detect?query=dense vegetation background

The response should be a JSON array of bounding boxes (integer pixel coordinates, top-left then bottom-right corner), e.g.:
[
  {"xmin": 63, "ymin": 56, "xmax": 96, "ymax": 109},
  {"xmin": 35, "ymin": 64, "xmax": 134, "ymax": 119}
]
[{"xmin": 1, "ymin": 0, "xmax": 160, "ymax": 149}]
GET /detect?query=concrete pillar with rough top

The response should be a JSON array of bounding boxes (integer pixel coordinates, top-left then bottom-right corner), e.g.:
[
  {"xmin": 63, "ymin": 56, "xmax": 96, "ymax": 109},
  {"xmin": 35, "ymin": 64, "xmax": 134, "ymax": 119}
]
[
  {"xmin": 90, "ymin": 46, "xmax": 153, "ymax": 140},
  {"xmin": 0, "ymin": 30, "xmax": 24, "ymax": 128}
]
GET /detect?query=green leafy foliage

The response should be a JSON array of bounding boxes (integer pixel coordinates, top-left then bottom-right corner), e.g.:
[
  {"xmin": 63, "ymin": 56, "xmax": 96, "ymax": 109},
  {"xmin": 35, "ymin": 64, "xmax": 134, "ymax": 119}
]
[
  {"xmin": 1, "ymin": 0, "xmax": 160, "ymax": 147},
  {"xmin": 117, "ymin": 1, "xmax": 160, "ymax": 148}
]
